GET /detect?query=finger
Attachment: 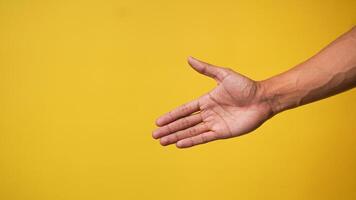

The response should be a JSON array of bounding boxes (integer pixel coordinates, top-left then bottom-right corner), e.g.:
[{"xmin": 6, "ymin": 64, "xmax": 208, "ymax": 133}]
[
  {"xmin": 187, "ymin": 56, "xmax": 229, "ymax": 82},
  {"xmin": 155, "ymin": 99, "xmax": 200, "ymax": 126},
  {"xmin": 159, "ymin": 123, "xmax": 209, "ymax": 146},
  {"xmin": 176, "ymin": 131, "xmax": 219, "ymax": 148},
  {"xmin": 152, "ymin": 113, "xmax": 203, "ymax": 139}
]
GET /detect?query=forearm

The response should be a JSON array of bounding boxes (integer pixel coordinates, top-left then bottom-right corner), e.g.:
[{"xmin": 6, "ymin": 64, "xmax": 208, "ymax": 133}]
[{"xmin": 259, "ymin": 26, "xmax": 356, "ymax": 115}]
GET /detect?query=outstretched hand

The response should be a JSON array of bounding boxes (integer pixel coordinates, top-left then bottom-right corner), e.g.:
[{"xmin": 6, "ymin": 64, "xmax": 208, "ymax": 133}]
[{"xmin": 153, "ymin": 57, "xmax": 274, "ymax": 148}]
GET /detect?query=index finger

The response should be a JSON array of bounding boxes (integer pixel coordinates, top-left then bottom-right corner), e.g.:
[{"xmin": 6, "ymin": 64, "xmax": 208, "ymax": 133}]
[{"xmin": 155, "ymin": 99, "xmax": 200, "ymax": 126}]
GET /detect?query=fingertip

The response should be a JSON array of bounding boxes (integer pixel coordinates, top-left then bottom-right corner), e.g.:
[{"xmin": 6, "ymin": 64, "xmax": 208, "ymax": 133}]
[
  {"xmin": 176, "ymin": 141, "xmax": 183, "ymax": 148},
  {"xmin": 155, "ymin": 118, "xmax": 164, "ymax": 127},
  {"xmin": 160, "ymin": 137, "xmax": 168, "ymax": 146},
  {"xmin": 187, "ymin": 56, "xmax": 203, "ymax": 71},
  {"xmin": 187, "ymin": 56, "xmax": 193, "ymax": 66},
  {"xmin": 176, "ymin": 140, "xmax": 187, "ymax": 148},
  {"xmin": 152, "ymin": 128, "xmax": 164, "ymax": 139},
  {"xmin": 187, "ymin": 56, "xmax": 195, "ymax": 62},
  {"xmin": 152, "ymin": 130, "xmax": 158, "ymax": 139},
  {"xmin": 155, "ymin": 120, "xmax": 160, "ymax": 127},
  {"xmin": 187, "ymin": 56, "xmax": 199, "ymax": 64}
]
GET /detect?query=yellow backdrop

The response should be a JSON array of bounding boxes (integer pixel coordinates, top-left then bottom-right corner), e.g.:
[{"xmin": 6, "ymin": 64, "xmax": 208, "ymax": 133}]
[{"xmin": 0, "ymin": 0, "xmax": 355, "ymax": 199}]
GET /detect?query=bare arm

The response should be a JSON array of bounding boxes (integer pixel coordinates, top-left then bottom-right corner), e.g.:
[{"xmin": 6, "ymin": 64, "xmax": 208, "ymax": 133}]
[
  {"xmin": 153, "ymin": 26, "xmax": 356, "ymax": 148},
  {"xmin": 260, "ymin": 26, "xmax": 356, "ymax": 115}
]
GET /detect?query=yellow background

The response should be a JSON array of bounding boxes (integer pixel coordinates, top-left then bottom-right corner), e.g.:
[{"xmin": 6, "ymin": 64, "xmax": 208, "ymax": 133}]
[{"xmin": 0, "ymin": 0, "xmax": 355, "ymax": 199}]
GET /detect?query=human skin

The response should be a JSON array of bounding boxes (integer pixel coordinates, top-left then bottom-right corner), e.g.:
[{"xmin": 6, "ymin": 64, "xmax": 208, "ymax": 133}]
[{"xmin": 152, "ymin": 26, "xmax": 356, "ymax": 148}]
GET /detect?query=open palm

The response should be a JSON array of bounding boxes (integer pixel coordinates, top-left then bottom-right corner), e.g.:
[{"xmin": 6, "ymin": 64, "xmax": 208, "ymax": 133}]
[{"xmin": 153, "ymin": 57, "xmax": 273, "ymax": 148}]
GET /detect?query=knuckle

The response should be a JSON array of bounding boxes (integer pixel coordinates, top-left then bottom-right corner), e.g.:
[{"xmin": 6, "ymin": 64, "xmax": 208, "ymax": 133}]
[
  {"xmin": 181, "ymin": 118, "xmax": 190, "ymax": 127},
  {"xmin": 187, "ymin": 127, "xmax": 195, "ymax": 136},
  {"xmin": 175, "ymin": 132, "xmax": 183, "ymax": 140},
  {"xmin": 212, "ymin": 133, "xmax": 220, "ymax": 140},
  {"xmin": 225, "ymin": 67, "xmax": 233, "ymax": 71},
  {"xmin": 223, "ymin": 68, "xmax": 234, "ymax": 77},
  {"xmin": 224, "ymin": 67, "xmax": 233, "ymax": 73},
  {"xmin": 181, "ymin": 104, "xmax": 190, "ymax": 113},
  {"xmin": 189, "ymin": 138, "xmax": 196, "ymax": 146},
  {"xmin": 172, "ymin": 133, "xmax": 179, "ymax": 141},
  {"xmin": 168, "ymin": 111, "xmax": 174, "ymax": 120},
  {"xmin": 201, "ymin": 134, "xmax": 207, "ymax": 144},
  {"xmin": 166, "ymin": 124, "xmax": 173, "ymax": 133},
  {"xmin": 201, "ymin": 65, "xmax": 207, "ymax": 74},
  {"xmin": 219, "ymin": 133, "xmax": 230, "ymax": 139}
]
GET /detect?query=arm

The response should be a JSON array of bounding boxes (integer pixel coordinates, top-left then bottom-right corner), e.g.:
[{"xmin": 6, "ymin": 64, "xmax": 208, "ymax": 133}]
[
  {"xmin": 153, "ymin": 26, "xmax": 356, "ymax": 148},
  {"xmin": 260, "ymin": 26, "xmax": 356, "ymax": 115}
]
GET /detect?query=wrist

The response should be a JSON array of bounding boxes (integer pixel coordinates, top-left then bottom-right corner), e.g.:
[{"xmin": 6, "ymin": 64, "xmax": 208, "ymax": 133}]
[{"xmin": 256, "ymin": 79, "xmax": 284, "ymax": 116}]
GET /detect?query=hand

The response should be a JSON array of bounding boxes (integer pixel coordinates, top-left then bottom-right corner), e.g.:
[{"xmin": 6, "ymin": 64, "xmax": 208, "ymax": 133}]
[{"xmin": 153, "ymin": 57, "xmax": 274, "ymax": 148}]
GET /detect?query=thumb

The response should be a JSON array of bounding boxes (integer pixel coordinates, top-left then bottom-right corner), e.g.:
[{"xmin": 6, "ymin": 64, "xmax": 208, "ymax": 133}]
[{"xmin": 187, "ymin": 56, "xmax": 229, "ymax": 82}]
